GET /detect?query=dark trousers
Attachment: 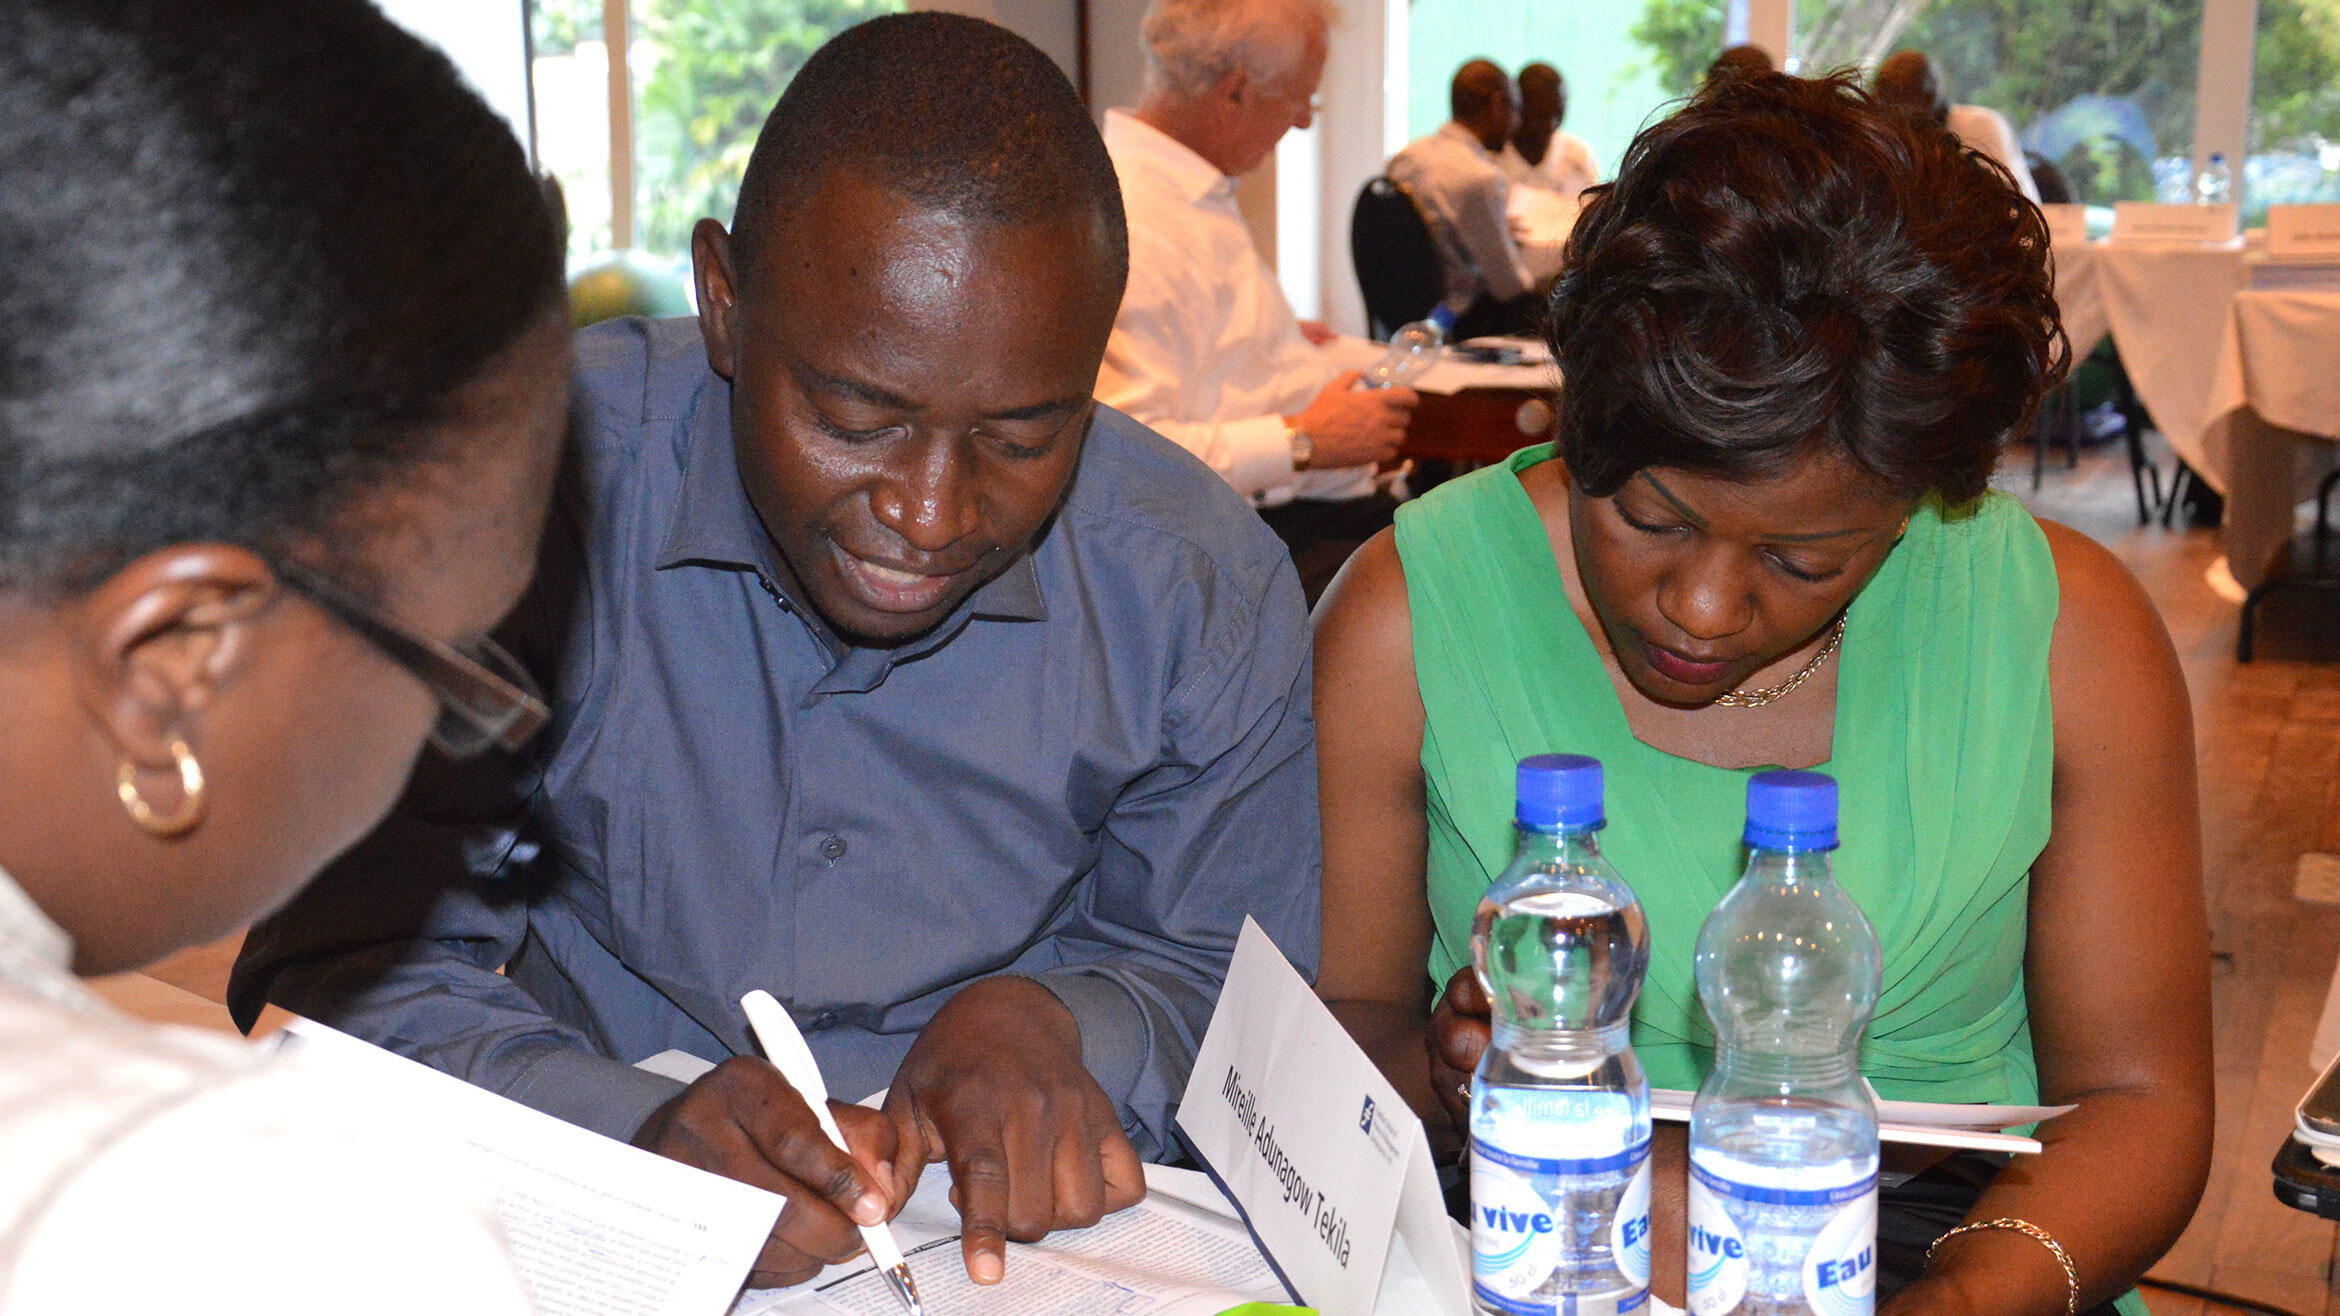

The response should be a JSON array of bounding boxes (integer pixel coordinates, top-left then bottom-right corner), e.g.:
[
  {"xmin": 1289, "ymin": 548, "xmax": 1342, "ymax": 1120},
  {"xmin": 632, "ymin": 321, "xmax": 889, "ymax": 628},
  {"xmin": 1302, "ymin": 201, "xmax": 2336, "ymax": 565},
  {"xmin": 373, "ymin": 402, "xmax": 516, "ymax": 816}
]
[{"xmin": 1257, "ymin": 493, "xmax": 1400, "ymax": 608}]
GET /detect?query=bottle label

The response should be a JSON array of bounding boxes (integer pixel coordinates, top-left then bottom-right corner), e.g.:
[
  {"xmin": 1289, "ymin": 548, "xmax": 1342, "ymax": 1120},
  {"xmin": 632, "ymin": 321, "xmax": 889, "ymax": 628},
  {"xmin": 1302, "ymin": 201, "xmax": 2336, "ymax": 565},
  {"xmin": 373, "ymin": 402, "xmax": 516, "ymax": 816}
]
[
  {"xmin": 1611, "ymin": 1151, "xmax": 1653, "ymax": 1287},
  {"xmin": 1685, "ymin": 1169, "xmax": 1747, "ymax": 1316},
  {"xmin": 1687, "ymin": 1158, "xmax": 1877, "ymax": 1316},
  {"xmin": 1469, "ymin": 1136, "xmax": 1651, "ymax": 1316},
  {"xmin": 1801, "ymin": 1189, "xmax": 1878, "ymax": 1316}
]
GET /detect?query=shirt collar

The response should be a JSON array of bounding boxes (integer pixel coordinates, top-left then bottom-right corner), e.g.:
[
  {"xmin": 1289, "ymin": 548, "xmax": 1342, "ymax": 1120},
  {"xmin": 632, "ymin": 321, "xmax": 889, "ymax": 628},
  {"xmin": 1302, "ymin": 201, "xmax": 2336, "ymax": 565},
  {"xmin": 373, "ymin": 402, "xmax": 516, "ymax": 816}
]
[
  {"xmin": 0, "ymin": 858, "xmax": 98, "ymax": 1015},
  {"xmin": 0, "ymin": 860, "xmax": 70, "ymax": 975},
  {"xmin": 1440, "ymin": 120, "xmax": 1495, "ymax": 162},
  {"xmin": 1104, "ymin": 109, "xmax": 1230, "ymax": 206},
  {"xmin": 651, "ymin": 363, "xmax": 1049, "ymax": 679}
]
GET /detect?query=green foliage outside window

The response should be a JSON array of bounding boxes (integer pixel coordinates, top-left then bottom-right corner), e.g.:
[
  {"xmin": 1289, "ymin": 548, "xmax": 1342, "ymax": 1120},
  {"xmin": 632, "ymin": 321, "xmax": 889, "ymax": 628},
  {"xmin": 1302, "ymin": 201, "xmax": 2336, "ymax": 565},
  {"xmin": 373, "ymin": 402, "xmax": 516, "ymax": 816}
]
[
  {"xmin": 533, "ymin": 0, "xmax": 599, "ymax": 55},
  {"xmin": 633, "ymin": 0, "xmax": 904, "ymax": 262},
  {"xmin": 1629, "ymin": 0, "xmax": 1725, "ymax": 98}
]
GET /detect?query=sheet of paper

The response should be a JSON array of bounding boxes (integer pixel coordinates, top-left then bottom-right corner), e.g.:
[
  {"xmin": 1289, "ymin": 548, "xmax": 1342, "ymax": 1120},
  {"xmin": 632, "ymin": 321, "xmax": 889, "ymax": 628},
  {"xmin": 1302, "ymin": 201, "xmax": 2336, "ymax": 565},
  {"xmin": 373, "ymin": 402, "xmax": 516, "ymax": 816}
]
[
  {"xmin": 275, "ymin": 1019, "xmax": 783, "ymax": 1316},
  {"xmin": 1407, "ymin": 358, "xmax": 1559, "ymax": 396},
  {"xmin": 734, "ymin": 1163, "xmax": 1285, "ymax": 1316},
  {"xmin": 1646, "ymin": 1087, "xmax": 2070, "ymax": 1154}
]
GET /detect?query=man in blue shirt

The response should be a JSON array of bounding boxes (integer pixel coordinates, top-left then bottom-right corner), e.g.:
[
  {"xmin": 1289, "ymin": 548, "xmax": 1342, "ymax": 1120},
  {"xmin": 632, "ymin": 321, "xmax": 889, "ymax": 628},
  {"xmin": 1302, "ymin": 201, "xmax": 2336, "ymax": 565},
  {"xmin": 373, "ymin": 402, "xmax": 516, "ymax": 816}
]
[{"xmin": 232, "ymin": 14, "xmax": 1318, "ymax": 1291}]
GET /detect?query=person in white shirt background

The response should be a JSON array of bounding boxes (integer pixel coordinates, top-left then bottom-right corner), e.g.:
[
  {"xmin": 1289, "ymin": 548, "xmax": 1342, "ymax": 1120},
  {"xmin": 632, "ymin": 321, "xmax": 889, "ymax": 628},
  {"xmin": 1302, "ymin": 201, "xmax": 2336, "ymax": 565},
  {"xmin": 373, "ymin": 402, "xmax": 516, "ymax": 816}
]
[
  {"xmin": 1098, "ymin": 0, "xmax": 1419, "ymax": 603},
  {"xmin": 0, "ymin": 1, "xmax": 893, "ymax": 1310},
  {"xmin": 1872, "ymin": 48, "xmax": 2042, "ymax": 203},
  {"xmin": 1500, "ymin": 62, "xmax": 1600, "ymax": 206},
  {"xmin": 1387, "ymin": 60, "xmax": 1544, "ymax": 340}
]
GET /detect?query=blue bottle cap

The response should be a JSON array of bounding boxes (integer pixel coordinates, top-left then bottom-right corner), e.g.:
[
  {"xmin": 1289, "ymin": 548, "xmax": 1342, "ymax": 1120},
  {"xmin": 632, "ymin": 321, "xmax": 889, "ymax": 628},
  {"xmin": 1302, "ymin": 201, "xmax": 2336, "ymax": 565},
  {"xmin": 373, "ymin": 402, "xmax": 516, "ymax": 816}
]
[
  {"xmin": 1515, "ymin": 754, "xmax": 1603, "ymax": 830},
  {"xmin": 1743, "ymin": 769, "xmax": 1839, "ymax": 851}
]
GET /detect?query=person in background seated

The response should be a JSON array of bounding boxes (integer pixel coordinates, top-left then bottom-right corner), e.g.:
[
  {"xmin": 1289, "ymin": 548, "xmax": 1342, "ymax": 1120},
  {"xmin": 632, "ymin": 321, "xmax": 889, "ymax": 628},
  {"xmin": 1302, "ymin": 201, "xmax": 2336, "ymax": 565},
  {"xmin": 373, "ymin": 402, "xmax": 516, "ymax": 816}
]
[
  {"xmin": 1316, "ymin": 72, "xmax": 2206, "ymax": 1315},
  {"xmin": 0, "ymin": 0, "xmax": 579, "ymax": 1309},
  {"xmin": 1388, "ymin": 59, "xmax": 1542, "ymax": 339},
  {"xmin": 233, "ymin": 12, "xmax": 1320, "ymax": 1290},
  {"xmin": 1704, "ymin": 43, "xmax": 1776, "ymax": 85},
  {"xmin": 1703, "ymin": 43, "xmax": 1769, "ymax": 86},
  {"xmin": 1098, "ymin": 0, "xmax": 1417, "ymax": 606},
  {"xmin": 1501, "ymin": 62, "xmax": 1600, "ymax": 206},
  {"xmin": 1873, "ymin": 49, "xmax": 2041, "ymax": 202}
]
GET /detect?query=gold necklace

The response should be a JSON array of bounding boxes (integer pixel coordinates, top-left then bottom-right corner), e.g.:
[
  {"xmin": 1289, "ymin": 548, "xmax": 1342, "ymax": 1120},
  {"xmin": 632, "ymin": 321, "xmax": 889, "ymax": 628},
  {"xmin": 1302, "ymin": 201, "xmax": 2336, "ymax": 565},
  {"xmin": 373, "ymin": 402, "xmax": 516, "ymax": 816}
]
[{"xmin": 1711, "ymin": 614, "xmax": 1848, "ymax": 709}]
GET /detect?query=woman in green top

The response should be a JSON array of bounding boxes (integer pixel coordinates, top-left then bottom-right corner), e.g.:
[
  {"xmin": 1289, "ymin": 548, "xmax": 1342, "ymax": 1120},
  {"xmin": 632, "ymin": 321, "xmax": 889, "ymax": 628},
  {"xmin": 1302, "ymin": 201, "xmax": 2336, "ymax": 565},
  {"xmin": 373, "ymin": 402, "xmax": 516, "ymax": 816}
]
[{"xmin": 1316, "ymin": 73, "xmax": 2209, "ymax": 1316}]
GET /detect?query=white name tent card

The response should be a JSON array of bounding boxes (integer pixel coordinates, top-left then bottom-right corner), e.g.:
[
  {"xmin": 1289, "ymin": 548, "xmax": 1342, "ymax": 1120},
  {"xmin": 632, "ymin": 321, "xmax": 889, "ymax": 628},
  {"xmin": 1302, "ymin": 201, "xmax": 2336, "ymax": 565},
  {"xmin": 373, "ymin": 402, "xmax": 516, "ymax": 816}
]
[
  {"xmin": 2039, "ymin": 203, "xmax": 2090, "ymax": 247},
  {"xmin": 2112, "ymin": 201, "xmax": 2238, "ymax": 245},
  {"xmin": 2268, "ymin": 204, "xmax": 2340, "ymax": 261},
  {"xmin": 1177, "ymin": 919, "xmax": 1470, "ymax": 1316}
]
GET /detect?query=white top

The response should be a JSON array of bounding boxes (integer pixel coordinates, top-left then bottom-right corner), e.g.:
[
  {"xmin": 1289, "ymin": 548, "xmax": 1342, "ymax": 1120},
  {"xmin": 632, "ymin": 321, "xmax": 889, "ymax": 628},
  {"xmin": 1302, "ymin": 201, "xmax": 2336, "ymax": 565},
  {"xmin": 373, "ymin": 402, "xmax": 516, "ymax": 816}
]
[
  {"xmin": 1096, "ymin": 111, "xmax": 1372, "ymax": 505},
  {"xmin": 1946, "ymin": 104, "xmax": 2040, "ymax": 203},
  {"xmin": 1387, "ymin": 122, "xmax": 1537, "ymax": 314},
  {"xmin": 1499, "ymin": 131, "xmax": 1600, "ymax": 205},
  {"xmin": 0, "ymin": 867, "xmax": 535, "ymax": 1315}
]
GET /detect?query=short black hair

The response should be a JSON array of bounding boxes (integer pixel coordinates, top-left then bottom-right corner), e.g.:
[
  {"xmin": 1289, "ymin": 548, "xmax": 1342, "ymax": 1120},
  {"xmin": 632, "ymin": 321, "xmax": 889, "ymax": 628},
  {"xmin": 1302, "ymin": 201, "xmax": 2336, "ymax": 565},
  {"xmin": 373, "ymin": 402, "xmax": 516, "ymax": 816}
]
[
  {"xmin": 730, "ymin": 12, "xmax": 1126, "ymax": 291},
  {"xmin": 1519, "ymin": 62, "xmax": 1564, "ymax": 99},
  {"xmin": 0, "ymin": 0, "xmax": 562, "ymax": 595},
  {"xmin": 1450, "ymin": 59, "xmax": 1512, "ymax": 122},
  {"xmin": 1549, "ymin": 72, "xmax": 2067, "ymax": 507}
]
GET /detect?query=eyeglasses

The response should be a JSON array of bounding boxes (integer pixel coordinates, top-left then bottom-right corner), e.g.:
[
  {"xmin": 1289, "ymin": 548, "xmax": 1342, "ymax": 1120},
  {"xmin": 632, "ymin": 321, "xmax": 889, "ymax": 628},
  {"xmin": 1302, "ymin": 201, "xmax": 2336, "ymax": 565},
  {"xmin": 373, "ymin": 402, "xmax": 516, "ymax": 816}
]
[{"xmin": 274, "ymin": 560, "xmax": 550, "ymax": 758}]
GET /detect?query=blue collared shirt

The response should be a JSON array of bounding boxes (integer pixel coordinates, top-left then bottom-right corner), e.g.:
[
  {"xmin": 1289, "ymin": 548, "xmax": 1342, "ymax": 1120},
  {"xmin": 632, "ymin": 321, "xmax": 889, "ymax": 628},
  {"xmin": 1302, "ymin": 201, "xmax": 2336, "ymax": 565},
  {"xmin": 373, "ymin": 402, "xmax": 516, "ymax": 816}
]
[{"xmin": 233, "ymin": 317, "xmax": 1321, "ymax": 1156}]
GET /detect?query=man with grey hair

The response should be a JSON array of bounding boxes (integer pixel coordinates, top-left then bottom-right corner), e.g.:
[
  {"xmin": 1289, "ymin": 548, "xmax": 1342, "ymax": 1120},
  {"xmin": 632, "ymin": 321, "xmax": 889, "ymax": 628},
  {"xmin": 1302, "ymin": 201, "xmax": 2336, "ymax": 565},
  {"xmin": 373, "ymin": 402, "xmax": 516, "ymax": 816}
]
[{"xmin": 1096, "ymin": 0, "xmax": 1416, "ymax": 604}]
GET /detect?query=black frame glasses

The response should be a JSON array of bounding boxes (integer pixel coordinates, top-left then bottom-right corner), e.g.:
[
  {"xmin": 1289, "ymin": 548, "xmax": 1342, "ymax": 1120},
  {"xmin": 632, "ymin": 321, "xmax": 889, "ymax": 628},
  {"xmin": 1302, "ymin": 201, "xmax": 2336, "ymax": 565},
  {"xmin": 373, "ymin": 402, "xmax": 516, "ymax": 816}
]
[{"xmin": 273, "ymin": 560, "xmax": 549, "ymax": 758}]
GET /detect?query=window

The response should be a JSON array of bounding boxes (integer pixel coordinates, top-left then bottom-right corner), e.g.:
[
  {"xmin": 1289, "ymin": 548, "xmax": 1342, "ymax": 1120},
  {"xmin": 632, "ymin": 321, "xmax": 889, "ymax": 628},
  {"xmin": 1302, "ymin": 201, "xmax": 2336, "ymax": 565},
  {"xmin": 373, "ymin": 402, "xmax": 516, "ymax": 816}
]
[
  {"xmin": 532, "ymin": 0, "xmax": 618, "ymax": 262},
  {"xmin": 1800, "ymin": 0, "xmax": 2204, "ymax": 207},
  {"xmin": 1407, "ymin": 0, "xmax": 1691, "ymax": 177},
  {"xmin": 2247, "ymin": 0, "xmax": 2340, "ymax": 223},
  {"xmin": 629, "ymin": 0, "xmax": 902, "ymax": 265},
  {"xmin": 528, "ymin": 0, "xmax": 901, "ymax": 270}
]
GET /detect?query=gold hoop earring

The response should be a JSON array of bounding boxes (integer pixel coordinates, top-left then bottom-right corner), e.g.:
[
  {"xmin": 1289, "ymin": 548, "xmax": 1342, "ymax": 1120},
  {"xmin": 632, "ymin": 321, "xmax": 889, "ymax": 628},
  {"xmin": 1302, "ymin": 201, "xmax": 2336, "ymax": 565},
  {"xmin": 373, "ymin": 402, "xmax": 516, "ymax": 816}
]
[{"xmin": 116, "ymin": 739, "xmax": 205, "ymax": 837}]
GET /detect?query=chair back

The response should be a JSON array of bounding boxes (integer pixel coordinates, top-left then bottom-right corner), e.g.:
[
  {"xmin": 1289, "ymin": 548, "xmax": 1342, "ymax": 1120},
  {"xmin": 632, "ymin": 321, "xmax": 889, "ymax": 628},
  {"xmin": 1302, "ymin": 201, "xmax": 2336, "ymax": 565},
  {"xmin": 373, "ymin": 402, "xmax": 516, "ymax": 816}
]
[{"xmin": 1350, "ymin": 177, "xmax": 1443, "ymax": 340}]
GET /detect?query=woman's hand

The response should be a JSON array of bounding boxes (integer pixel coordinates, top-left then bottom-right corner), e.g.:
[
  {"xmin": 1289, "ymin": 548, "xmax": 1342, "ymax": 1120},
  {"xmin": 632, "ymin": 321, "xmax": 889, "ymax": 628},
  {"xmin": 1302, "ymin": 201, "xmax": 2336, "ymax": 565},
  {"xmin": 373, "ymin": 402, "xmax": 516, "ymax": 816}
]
[{"xmin": 1427, "ymin": 968, "xmax": 1493, "ymax": 1131}]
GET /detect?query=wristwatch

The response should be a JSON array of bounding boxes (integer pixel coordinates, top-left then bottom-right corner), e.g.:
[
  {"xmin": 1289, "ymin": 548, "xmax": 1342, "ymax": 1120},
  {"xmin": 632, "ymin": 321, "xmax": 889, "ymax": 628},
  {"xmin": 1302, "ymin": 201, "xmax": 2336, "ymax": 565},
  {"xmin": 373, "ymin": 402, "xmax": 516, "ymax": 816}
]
[{"xmin": 1286, "ymin": 419, "xmax": 1313, "ymax": 471}]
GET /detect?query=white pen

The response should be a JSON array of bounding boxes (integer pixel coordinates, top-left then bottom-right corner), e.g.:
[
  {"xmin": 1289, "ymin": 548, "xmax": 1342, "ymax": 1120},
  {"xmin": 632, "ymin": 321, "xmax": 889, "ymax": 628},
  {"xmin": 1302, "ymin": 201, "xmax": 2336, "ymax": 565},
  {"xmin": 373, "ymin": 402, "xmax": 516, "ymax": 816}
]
[{"xmin": 740, "ymin": 990, "xmax": 925, "ymax": 1316}]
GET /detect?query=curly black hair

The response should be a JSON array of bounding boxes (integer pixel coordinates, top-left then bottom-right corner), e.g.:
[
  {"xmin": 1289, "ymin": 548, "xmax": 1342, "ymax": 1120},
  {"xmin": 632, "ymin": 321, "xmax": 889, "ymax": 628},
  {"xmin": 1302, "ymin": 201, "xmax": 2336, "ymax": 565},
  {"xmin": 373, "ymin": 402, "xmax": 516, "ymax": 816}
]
[{"xmin": 1549, "ymin": 71, "xmax": 2068, "ymax": 508}]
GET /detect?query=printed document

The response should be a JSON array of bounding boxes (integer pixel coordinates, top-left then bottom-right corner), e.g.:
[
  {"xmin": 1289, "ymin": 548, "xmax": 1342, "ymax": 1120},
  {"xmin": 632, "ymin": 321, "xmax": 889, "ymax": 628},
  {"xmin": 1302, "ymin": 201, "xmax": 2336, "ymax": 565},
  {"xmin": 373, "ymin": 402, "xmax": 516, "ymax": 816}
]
[{"xmin": 273, "ymin": 1019, "xmax": 783, "ymax": 1316}]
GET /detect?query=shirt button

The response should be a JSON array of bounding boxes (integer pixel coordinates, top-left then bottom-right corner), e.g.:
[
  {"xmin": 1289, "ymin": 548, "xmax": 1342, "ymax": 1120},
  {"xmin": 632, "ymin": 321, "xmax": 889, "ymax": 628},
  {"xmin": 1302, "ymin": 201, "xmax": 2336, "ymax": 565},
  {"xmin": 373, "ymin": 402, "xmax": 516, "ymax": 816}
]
[
  {"xmin": 819, "ymin": 834, "xmax": 848, "ymax": 863},
  {"xmin": 808, "ymin": 1011, "xmax": 838, "ymax": 1031}
]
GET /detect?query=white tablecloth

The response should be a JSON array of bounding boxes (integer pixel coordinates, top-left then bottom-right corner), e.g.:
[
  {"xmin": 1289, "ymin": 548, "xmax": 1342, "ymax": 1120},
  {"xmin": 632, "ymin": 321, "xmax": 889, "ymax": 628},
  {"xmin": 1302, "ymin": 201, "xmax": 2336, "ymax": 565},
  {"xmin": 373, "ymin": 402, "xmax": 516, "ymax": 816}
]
[
  {"xmin": 2051, "ymin": 239, "xmax": 2340, "ymax": 590},
  {"xmin": 2203, "ymin": 288, "xmax": 2340, "ymax": 589},
  {"xmin": 2051, "ymin": 239, "xmax": 2249, "ymax": 491}
]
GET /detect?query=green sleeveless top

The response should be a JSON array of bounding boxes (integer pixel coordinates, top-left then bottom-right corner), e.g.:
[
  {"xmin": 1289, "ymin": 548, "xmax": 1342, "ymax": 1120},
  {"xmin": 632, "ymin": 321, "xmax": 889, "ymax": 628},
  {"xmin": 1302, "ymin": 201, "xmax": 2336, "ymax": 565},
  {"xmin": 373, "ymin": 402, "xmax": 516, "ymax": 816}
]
[{"xmin": 1396, "ymin": 445, "xmax": 2055, "ymax": 1108}]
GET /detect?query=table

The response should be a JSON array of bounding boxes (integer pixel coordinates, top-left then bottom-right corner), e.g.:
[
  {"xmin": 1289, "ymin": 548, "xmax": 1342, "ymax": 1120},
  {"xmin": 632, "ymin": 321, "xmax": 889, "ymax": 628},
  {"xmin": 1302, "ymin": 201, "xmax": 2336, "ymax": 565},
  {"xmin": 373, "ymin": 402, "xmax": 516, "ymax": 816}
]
[
  {"xmin": 2206, "ymin": 289, "xmax": 2340, "ymax": 595},
  {"xmin": 1402, "ymin": 385, "xmax": 1555, "ymax": 465},
  {"xmin": 2053, "ymin": 240, "xmax": 2340, "ymax": 592},
  {"xmin": 2051, "ymin": 239, "xmax": 2249, "ymax": 490}
]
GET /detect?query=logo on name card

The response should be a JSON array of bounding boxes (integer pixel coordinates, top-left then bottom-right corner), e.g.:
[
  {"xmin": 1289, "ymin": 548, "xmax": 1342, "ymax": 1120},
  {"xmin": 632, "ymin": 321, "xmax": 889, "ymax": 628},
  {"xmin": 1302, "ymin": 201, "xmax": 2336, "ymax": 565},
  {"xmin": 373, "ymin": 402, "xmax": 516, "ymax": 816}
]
[{"xmin": 1358, "ymin": 1094, "xmax": 1402, "ymax": 1163}]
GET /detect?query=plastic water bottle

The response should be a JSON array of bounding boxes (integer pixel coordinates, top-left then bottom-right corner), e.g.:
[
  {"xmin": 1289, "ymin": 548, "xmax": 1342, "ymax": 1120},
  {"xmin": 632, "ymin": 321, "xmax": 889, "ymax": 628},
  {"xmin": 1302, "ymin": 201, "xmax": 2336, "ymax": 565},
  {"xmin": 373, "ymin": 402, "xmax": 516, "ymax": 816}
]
[
  {"xmin": 1687, "ymin": 771, "xmax": 1881, "ymax": 1316},
  {"xmin": 2195, "ymin": 152, "xmax": 2233, "ymax": 206},
  {"xmin": 1363, "ymin": 304, "xmax": 1457, "ymax": 390},
  {"xmin": 1470, "ymin": 754, "xmax": 1654, "ymax": 1316}
]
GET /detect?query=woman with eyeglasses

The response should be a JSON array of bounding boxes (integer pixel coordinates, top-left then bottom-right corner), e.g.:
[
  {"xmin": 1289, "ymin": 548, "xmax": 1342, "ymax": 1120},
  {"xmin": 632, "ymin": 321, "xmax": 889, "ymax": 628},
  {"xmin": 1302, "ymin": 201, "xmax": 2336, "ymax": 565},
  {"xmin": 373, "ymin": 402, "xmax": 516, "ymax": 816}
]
[{"xmin": 0, "ymin": 0, "xmax": 565, "ymax": 1309}]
